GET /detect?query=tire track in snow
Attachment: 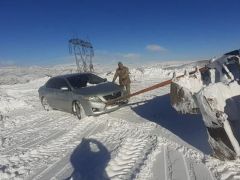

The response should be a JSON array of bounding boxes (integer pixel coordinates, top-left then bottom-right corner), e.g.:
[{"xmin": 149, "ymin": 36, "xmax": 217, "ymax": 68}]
[
  {"xmin": 106, "ymin": 135, "xmax": 157, "ymax": 180},
  {"xmin": 1, "ymin": 115, "xmax": 51, "ymax": 152},
  {"xmin": 205, "ymin": 157, "xmax": 240, "ymax": 180},
  {"xmin": 36, "ymin": 115, "xmax": 157, "ymax": 180},
  {"xmin": 2, "ymin": 112, "xmax": 48, "ymax": 136},
  {"xmin": 167, "ymin": 146, "xmax": 213, "ymax": 180},
  {"xmin": 2, "ymin": 130, "xmax": 64, "ymax": 155},
  {"xmin": 2, "ymin": 110, "xmax": 68, "ymax": 138},
  {"xmin": 188, "ymin": 160, "xmax": 215, "ymax": 180},
  {"xmin": 33, "ymin": 116, "xmax": 129, "ymax": 180},
  {"xmin": 1, "ymin": 113, "xmax": 74, "ymax": 154},
  {"xmin": 94, "ymin": 116, "xmax": 158, "ymax": 180},
  {"xmin": 182, "ymin": 152, "xmax": 191, "ymax": 180},
  {"xmin": 22, "ymin": 130, "xmax": 66, "ymax": 148},
  {"xmin": 1, "ymin": 116, "xmax": 107, "ymax": 180},
  {"xmin": 145, "ymin": 145, "xmax": 169, "ymax": 180},
  {"xmin": 32, "ymin": 114, "xmax": 217, "ymax": 180},
  {"xmin": 135, "ymin": 136, "xmax": 215, "ymax": 180},
  {"xmin": 25, "ymin": 117, "xmax": 109, "ymax": 180}
]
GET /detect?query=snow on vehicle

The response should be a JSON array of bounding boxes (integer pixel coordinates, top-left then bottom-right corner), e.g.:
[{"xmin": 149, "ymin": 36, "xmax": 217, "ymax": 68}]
[{"xmin": 170, "ymin": 49, "xmax": 240, "ymax": 160}]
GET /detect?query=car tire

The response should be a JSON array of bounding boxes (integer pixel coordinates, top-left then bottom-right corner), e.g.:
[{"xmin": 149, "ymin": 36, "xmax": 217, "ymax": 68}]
[
  {"xmin": 41, "ymin": 97, "xmax": 52, "ymax": 111},
  {"xmin": 73, "ymin": 101, "xmax": 86, "ymax": 120}
]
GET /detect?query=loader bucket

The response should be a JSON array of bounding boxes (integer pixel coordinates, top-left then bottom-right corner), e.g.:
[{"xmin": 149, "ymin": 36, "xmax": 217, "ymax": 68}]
[
  {"xmin": 195, "ymin": 81, "xmax": 240, "ymax": 160},
  {"xmin": 170, "ymin": 70, "xmax": 204, "ymax": 114}
]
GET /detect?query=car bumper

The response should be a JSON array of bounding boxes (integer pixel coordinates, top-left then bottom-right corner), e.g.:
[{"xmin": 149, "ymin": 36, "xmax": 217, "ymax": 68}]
[{"xmin": 88, "ymin": 100, "xmax": 127, "ymax": 116}]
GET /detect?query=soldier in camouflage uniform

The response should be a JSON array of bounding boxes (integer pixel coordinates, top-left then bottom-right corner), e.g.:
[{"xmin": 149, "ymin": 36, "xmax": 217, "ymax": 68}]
[{"xmin": 112, "ymin": 62, "xmax": 131, "ymax": 96}]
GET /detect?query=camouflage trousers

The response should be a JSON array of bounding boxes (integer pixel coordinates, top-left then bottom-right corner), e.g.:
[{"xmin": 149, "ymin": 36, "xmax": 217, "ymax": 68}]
[{"xmin": 121, "ymin": 84, "xmax": 131, "ymax": 97}]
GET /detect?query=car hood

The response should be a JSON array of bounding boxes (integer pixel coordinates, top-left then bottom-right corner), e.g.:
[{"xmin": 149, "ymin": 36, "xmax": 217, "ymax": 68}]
[{"xmin": 73, "ymin": 82, "xmax": 122, "ymax": 96}]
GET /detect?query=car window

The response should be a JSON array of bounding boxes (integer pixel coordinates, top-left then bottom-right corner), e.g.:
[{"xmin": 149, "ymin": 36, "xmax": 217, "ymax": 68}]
[
  {"xmin": 67, "ymin": 75, "xmax": 89, "ymax": 89},
  {"xmin": 67, "ymin": 74, "xmax": 105, "ymax": 89},
  {"xmin": 88, "ymin": 74, "xmax": 105, "ymax": 84},
  {"xmin": 46, "ymin": 78, "xmax": 69, "ymax": 89},
  {"xmin": 46, "ymin": 78, "xmax": 55, "ymax": 88}
]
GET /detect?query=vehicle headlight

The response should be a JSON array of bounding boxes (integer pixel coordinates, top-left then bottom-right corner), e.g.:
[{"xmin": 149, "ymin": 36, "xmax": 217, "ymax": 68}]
[{"xmin": 88, "ymin": 96, "xmax": 102, "ymax": 102}]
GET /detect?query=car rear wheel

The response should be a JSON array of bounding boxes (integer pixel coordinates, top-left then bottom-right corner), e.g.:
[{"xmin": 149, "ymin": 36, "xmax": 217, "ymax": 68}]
[
  {"xmin": 41, "ymin": 97, "xmax": 51, "ymax": 111},
  {"xmin": 73, "ymin": 101, "xmax": 86, "ymax": 120}
]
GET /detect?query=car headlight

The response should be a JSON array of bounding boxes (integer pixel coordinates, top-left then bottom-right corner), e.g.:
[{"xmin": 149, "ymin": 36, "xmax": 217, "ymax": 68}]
[{"xmin": 88, "ymin": 96, "xmax": 102, "ymax": 102}]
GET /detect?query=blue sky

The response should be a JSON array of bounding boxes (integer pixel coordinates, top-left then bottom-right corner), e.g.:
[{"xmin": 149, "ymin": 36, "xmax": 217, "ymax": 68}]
[{"xmin": 0, "ymin": 0, "xmax": 239, "ymax": 66}]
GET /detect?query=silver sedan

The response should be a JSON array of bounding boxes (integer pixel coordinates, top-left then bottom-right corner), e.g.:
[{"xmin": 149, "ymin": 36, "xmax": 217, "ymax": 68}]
[{"xmin": 38, "ymin": 73, "xmax": 126, "ymax": 119}]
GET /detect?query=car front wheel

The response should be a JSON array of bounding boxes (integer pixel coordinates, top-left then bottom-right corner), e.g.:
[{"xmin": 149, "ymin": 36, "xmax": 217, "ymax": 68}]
[
  {"xmin": 41, "ymin": 97, "xmax": 51, "ymax": 111},
  {"xmin": 73, "ymin": 101, "xmax": 86, "ymax": 120}
]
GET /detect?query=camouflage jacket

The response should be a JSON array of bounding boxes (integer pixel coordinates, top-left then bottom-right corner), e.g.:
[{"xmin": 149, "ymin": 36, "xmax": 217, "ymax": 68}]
[{"xmin": 113, "ymin": 66, "xmax": 131, "ymax": 85}]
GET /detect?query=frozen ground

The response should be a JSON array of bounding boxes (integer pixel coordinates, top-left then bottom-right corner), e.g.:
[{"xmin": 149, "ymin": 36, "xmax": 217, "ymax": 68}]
[{"xmin": 0, "ymin": 61, "xmax": 240, "ymax": 180}]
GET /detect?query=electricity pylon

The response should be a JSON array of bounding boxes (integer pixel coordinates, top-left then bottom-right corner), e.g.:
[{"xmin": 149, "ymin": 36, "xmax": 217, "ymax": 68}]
[{"xmin": 69, "ymin": 38, "xmax": 94, "ymax": 72}]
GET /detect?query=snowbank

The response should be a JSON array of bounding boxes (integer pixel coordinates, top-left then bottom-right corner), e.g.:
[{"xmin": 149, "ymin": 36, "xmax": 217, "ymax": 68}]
[{"xmin": 0, "ymin": 89, "xmax": 29, "ymax": 115}]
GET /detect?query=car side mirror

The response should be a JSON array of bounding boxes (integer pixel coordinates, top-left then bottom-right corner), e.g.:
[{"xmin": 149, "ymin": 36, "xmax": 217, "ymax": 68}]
[{"xmin": 60, "ymin": 87, "xmax": 69, "ymax": 91}]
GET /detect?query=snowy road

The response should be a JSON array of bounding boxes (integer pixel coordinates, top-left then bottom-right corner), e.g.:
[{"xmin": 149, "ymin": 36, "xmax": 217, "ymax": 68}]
[
  {"xmin": 0, "ymin": 107, "xmax": 214, "ymax": 180},
  {"xmin": 1, "ymin": 64, "xmax": 240, "ymax": 180}
]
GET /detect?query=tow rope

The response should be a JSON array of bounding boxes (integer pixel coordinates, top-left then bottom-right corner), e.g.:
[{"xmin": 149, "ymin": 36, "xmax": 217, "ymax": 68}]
[{"xmin": 106, "ymin": 66, "xmax": 208, "ymax": 105}]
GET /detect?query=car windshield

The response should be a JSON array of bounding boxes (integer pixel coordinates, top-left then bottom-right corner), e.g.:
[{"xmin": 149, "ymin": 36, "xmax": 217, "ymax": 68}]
[{"xmin": 67, "ymin": 74, "xmax": 106, "ymax": 89}]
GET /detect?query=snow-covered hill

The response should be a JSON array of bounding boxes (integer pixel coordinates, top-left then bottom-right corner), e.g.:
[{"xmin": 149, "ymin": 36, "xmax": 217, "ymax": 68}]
[{"xmin": 0, "ymin": 61, "xmax": 240, "ymax": 180}]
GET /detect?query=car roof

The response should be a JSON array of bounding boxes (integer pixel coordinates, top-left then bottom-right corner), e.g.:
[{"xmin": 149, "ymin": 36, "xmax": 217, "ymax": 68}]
[{"xmin": 52, "ymin": 72, "xmax": 94, "ymax": 79}]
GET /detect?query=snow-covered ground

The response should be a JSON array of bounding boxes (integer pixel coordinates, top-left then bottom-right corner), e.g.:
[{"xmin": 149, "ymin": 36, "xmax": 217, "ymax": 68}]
[{"xmin": 0, "ymin": 61, "xmax": 240, "ymax": 180}]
